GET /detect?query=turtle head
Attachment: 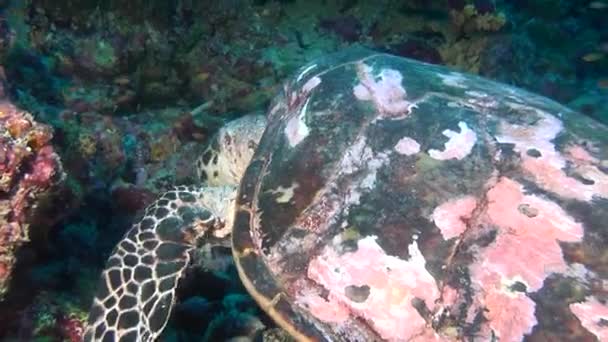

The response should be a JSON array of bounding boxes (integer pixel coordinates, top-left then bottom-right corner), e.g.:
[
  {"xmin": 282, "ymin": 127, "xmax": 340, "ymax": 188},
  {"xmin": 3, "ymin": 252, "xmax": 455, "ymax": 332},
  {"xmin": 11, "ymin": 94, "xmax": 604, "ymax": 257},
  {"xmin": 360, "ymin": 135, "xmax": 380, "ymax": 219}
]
[{"xmin": 196, "ymin": 114, "xmax": 267, "ymax": 187}]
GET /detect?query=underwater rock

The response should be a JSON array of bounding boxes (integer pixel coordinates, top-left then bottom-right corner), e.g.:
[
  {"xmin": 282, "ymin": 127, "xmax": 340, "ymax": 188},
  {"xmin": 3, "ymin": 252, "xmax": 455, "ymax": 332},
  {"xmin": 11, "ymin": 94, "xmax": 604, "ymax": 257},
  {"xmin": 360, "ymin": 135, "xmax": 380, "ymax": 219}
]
[
  {"xmin": 449, "ymin": 4, "xmax": 507, "ymax": 34},
  {"xmin": 57, "ymin": 313, "xmax": 86, "ymax": 342},
  {"xmin": 0, "ymin": 79, "xmax": 65, "ymax": 299},
  {"xmin": 447, "ymin": 0, "xmax": 466, "ymax": 11},
  {"xmin": 319, "ymin": 15, "xmax": 362, "ymax": 42},
  {"xmin": 474, "ymin": 0, "xmax": 496, "ymax": 14},
  {"xmin": 388, "ymin": 40, "xmax": 443, "ymax": 65},
  {"xmin": 0, "ymin": 10, "xmax": 14, "ymax": 64}
]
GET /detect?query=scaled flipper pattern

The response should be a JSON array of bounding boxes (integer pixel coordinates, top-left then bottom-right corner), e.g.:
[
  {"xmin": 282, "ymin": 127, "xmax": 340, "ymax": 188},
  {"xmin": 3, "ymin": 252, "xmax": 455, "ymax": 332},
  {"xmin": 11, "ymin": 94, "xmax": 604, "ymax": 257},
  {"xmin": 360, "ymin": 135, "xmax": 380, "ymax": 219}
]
[{"xmin": 84, "ymin": 186, "xmax": 222, "ymax": 342}]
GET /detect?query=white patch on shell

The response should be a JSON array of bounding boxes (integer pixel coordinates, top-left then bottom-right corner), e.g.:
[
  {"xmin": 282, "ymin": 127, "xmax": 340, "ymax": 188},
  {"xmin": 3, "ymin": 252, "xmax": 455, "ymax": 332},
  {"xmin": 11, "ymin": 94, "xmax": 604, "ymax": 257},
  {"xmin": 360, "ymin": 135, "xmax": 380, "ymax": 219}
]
[
  {"xmin": 464, "ymin": 90, "xmax": 499, "ymax": 108},
  {"xmin": 284, "ymin": 98, "xmax": 311, "ymax": 147},
  {"xmin": 468, "ymin": 98, "xmax": 498, "ymax": 109},
  {"xmin": 361, "ymin": 154, "xmax": 387, "ymax": 189},
  {"xmin": 394, "ymin": 137, "xmax": 421, "ymax": 156},
  {"xmin": 296, "ymin": 63, "xmax": 317, "ymax": 82},
  {"xmin": 563, "ymin": 263, "xmax": 597, "ymax": 282},
  {"xmin": 439, "ymin": 72, "xmax": 468, "ymax": 88},
  {"xmin": 268, "ymin": 182, "xmax": 299, "ymax": 203},
  {"xmin": 302, "ymin": 76, "xmax": 321, "ymax": 93},
  {"xmin": 339, "ymin": 136, "xmax": 390, "ymax": 204},
  {"xmin": 340, "ymin": 136, "xmax": 371, "ymax": 174},
  {"xmin": 465, "ymin": 90, "xmax": 487, "ymax": 98},
  {"xmin": 353, "ymin": 63, "xmax": 414, "ymax": 118},
  {"xmin": 332, "ymin": 136, "xmax": 389, "ymax": 215},
  {"xmin": 307, "ymin": 235, "xmax": 440, "ymax": 341},
  {"xmin": 250, "ymin": 209, "xmax": 264, "ymax": 251},
  {"xmin": 428, "ymin": 121, "xmax": 477, "ymax": 160},
  {"xmin": 279, "ymin": 136, "xmax": 389, "ymax": 240},
  {"xmin": 269, "ymin": 101, "xmax": 282, "ymax": 116}
]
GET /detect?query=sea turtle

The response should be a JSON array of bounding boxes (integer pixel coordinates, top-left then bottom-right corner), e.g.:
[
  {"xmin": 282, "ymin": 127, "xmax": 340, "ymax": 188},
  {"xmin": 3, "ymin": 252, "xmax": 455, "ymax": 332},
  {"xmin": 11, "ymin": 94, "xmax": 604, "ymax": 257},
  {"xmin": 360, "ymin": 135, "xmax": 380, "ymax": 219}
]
[{"xmin": 84, "ymin": 49, "xmax": 608, "ymax": 342}]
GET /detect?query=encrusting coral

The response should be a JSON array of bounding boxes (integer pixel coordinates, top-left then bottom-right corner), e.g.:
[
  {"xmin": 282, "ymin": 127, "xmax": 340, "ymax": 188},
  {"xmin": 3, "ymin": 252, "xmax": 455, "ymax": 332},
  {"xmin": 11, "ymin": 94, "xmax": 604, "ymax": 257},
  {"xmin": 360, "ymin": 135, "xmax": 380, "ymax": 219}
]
[{"xmin": 0, "ymin": 71, "xmax": 65, "ymax": 299}]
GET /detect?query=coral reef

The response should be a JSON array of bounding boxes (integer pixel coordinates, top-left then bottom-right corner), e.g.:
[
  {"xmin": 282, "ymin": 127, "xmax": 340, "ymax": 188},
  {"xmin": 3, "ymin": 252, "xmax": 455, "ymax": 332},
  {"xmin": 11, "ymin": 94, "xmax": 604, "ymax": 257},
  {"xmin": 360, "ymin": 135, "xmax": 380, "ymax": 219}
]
[
  {"xmin": 6, "ymin": 292, "xmax": 88, "ymax": 342},
  {"xmin": 0, "ymin": 73, "xmax": 65, "ymax": 298},
  {"xmin": 449, "ymin": 4, "xmax": 506, "ymax": 34}
]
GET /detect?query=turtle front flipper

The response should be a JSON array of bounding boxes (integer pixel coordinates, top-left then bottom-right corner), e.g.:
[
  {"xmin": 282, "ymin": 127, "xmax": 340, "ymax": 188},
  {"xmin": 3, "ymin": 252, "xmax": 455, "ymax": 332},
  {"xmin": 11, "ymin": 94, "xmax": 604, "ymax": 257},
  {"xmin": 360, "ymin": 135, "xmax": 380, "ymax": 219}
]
[{"xmin": 84, "ymin": 185, "xmax": 236, "ymax": 342}]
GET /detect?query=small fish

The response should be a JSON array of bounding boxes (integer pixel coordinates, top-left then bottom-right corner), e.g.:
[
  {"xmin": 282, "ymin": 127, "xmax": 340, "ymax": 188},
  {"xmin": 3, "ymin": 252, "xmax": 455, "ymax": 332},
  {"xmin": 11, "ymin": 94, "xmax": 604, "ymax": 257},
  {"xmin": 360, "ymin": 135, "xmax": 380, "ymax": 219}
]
[
  {"xmin": 598, "ymin": 79, "xmax": 608, "ymax": 89},
  {"xmin": 582, "ymin": 52, "xmax": 605, "ymax": 62},
  {"xmin": 113, "ymin": 76, "xmax": 131, "ymax": 86},
  {"xmin": 589, "ymin": 1, "xmax": 608, "ymax": 9}
]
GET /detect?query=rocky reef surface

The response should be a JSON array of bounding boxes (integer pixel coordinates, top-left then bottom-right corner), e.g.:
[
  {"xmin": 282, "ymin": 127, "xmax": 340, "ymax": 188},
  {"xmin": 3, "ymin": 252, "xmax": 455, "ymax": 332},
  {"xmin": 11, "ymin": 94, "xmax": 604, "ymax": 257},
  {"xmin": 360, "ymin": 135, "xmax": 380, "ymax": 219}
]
[
  {"xmin": 0, "ymin": 69, "xmax": 66, "ymax": 300},
  {"xmin": 0, "ymin": 0, "xmax": 605, "ymax": 341}
]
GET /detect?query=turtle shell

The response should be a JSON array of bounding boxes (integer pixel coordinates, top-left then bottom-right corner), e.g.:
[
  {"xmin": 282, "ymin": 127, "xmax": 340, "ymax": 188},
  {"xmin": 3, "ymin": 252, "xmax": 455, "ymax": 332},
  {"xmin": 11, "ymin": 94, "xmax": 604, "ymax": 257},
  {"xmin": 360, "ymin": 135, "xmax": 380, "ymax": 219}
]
[{"xmin": 232, "ymin": 49, "xmax": 608, "ymax": 341}]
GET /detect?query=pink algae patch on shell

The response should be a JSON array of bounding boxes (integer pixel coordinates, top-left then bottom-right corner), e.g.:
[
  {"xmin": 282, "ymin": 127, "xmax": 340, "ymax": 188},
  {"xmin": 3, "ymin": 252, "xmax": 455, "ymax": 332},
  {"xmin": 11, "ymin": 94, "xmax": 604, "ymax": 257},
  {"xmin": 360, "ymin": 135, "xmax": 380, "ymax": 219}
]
[
  {"xmin": 522, "ymin": 150, "xmax": 608, "ymax": 201},
  {"xmin": 570, "ymin": 298, "xmax": 608, "ymax": 341},
  {"xmin": 480, "ymin": 177, "xmax": 584, "ymax": 291},
  {"xmin": 307, "ymin": 236, "xmax": 441, "ymax": 341},
  {"xmin": 394, "ymin": 136, "xmax": 421, "ymax": 156},
  {"xmin": 471, "ymin": 270, "xmax": 537, "ymax": 342},
  {"xmin": 566, "ymin": 144, "xmax": 608, "ymax": 198},
  {"xmin": 465, "ymin": 177, "xmax": 583, "ymax": 341},
  {"xmin": 353, "ymin": 63, "xmax": 415, "ymax": 117},
  {"xmin": 431, "ymin": 196, "xmax": 477, "ymax": 239},
  {"xmin": 295, "ymin": 287, "xmax": 350, "ymax": 324},
  {"xmin": 496, "ymin": 106, "xmax": 608, "ymax": 201},
  {"xmin": 428, "ymin": 122, "xmax": 477, "ymax": 161},
  {"xmin": 567, "ymin": 145, "xmax": 599, "ymax": 163},
  {"xmin": 433, "ymin": 177, "xmax": 584, "ymax": 341}
]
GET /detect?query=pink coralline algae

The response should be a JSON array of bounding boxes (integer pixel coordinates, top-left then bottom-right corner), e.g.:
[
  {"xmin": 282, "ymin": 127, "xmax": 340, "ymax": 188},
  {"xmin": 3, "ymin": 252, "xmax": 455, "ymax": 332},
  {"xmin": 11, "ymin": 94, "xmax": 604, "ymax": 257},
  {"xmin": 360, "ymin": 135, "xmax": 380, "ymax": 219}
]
[
  {"xmin": 434, "ymin": 177, "xmax": 584, "ymax": 341},
  {"xmin": 428, "ymin": 122, "xmax": 477, "ymax": 160},
  {"xmin": 566, "ymin": 145, "xmax": 599, "ymax": 163},
  {"xmin": 496, "ymin": 106, "xmax": 608, "ymax": 201},
  {"xmin": 479, "ymin": 177, "xmax": 583, "ymax": 291},
  {"xmin": 431, "ymin": 195, "xmax": 477, "ymax": 239},
  {"xmin": 394, "ymin": 136, "xmax": 421, "ymax": 156},
  {"xmin": 570, "ymin": 297, "xmax": 608, "ymax": 341},
  {"xmin": 293, "ymin": 280, "xmax": 350, "ymax": 324},
  {"xmin": 0, "ymin": 98, "xmax": 65, "ymax": 298},
  {"xmin": 353, "ymin": 63, "xmax": 415, "ymax": 118},
  {"xmin": 307, "ymin": 236, "xmax": 441, "ymax": 341}
]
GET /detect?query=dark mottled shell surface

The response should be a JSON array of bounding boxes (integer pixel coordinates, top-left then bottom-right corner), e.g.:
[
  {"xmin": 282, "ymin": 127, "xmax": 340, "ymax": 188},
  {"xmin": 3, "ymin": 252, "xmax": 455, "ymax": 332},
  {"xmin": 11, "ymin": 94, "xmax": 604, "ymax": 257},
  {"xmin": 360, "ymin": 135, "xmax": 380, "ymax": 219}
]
[{"xmin": 232, "ymin": 50, "xmax": 608, "ymax": 342}]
